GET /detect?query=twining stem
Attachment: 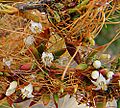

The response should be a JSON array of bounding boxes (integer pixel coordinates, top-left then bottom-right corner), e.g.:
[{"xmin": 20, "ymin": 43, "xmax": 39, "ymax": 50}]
[{"xmin": 61, "ymin": 43, "xmax": 81, "ymax": 80}]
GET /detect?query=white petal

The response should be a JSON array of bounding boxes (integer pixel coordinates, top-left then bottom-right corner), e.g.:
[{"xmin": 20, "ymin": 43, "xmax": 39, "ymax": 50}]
[
  {"xmin": 27, "ymin": 94, "xmax": 34, "ymax": 98},
  {"xmin": 106, "ymin": 78, "xmax": 111, "ymax": 85},
  {"xmin": 5, "ymin": 81, "xmax": 17, "ymax": 96},
  {"xmin": 96, "ymin": 73, "xmax": 106, "ymax": 84},
  {"xmin": 21, "ymin": 83, "xmax": 33, "ymax": 98},
  {"xmin": 6, "ymin": 88, "xmax": 16, "ymax": 96},
  {"xmin": 9, "ymin": 81, "xmax": 17, "ymax": 89},
  {"xmin": 91, "ymin": 80, "xmax": 98, "ymax": 86}
]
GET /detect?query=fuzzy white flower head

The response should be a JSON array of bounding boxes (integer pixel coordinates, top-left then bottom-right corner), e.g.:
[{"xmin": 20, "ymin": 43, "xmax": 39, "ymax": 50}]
[
  {"xmin": 30, "ymin": 21, "xmax": 42, "ymax": 33},
  {"xmin": 91, "ymin": 70, "xmax": 99, "ymax": 79},
  {"xmin": 41, "ymin": 52, "xmax": 54, "ymax": 67},
  {"xmin": 21, "ymin": 83, "xmax": 34, "ymax": 99},
  {"xmin": 91, "ymin": 73, "xmax": 111, "ymax": 91},
  {"xmin": 6, "ymin": 81, "xmax": 17, "ymax": 96},
  {"xmin": 3, "ymin": 58, "xmax": 13, "ymax": 68},
  {"xmin": 93, "ymin": 60, "xmax": 101, "ymax": 69},
  {"xmin": 106, "ymin": 71, "xmax": 114, "ymax": 79},
  {"xmin": 24, "ymin": 35, "xmax": 35, "ymax": 46}
]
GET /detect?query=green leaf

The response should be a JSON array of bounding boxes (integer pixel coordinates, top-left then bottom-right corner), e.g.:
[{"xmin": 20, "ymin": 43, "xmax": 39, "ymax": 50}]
[
  {"xmin": 0, "ymin": 72, "xmax": 3, "ymax": 76},
  {"xmin": 29, "ymin": 46, "xmax": 40, "ymax": 59},
  {"xmin": 117, "ymin": 98, "xmax": 120, "ymax": 108},
  {"xmin": 53, "ymin": 93, "xmax": 59, "ymax": 104},
  {"xmin": 75, "ymin": 63, "xmax": 88, "ymax": 70},
  {"xmin": 53, "ymin": 11, "xmax": 61, "ymax": 23}
]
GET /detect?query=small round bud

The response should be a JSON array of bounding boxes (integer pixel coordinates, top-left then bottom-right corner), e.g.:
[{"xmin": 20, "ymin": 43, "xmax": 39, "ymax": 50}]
[
  {"xmin": 107, "ymin": 71, "xmax": 114, "ymax": 79},
  {"xmin": 91, "ymin": 70, "xmax": 99, "ymax": 79},
  {"xmin": 100, "ymin": 54, "xmax": 111, "ymax": 60},
  {"xmin": 93, "ymin": 60, "xmax": 101, "ymax": 69}
]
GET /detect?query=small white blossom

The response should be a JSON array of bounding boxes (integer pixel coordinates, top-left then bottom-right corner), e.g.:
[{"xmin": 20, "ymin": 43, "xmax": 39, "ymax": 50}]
[
  {"xmin": 30, "ymin": 21, "xmax": 42, "ymax": 33},
  {"xmin": 21, "ymin": 83, "xmax": 34, "ymax": 99},
  {"xmin": 91, "ymin": 70, "xmax": 99, "ymax": 79},
  {"xmin": 3, "ymin": 58, "xmax": 13, "ymax": 68},
  {"xmin": 106, "ymin": 71, "xmax": 114, "ymax": 79},
  {"xmin": 41, "ymin": 52, "xmax": 54, "ymax": 67},
  {"xmin": 6, "ymin": 81, "xmax": 17, "ymax": 96},
  {"xmin": 93, "ymin": 60, "xmax": 101, "ymax": 69},
  {"xmin": 106, "ymin": 98, "xmax": 117, "ymax": 108},
  {"xmin": 91, "ymin": 73, "xmax": 111, "ymax": 91},
  {"xmin": 24, "ymin": 35, "xmax": 35, "ymax": 46}
]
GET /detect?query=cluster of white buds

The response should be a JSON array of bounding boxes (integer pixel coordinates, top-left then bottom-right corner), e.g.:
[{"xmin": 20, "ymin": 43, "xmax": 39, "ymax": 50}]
[
  {"xmin": 21, "ymin": 83, "xmax": 34, "ymax": 99},
  {"xmin": 91, "ymin": 71, "xmax": 111, "ymax": 91},
  {"xmin": 29, "ymin": 21, "xmax": 42, "ymax": 33},
  {"xmin": 91, "ymin": 62, "xmax": 115, "ymax": 91},
  {"xmin": 41, "ymin": 52, "xmax": 54, "ymax": 67},
  {"xmin": 24, "ymin": 35, "xmax": 35, "ymax": 46},
  {"xmin": 6, "ymin": 81, "xmax": 17, "ymax": 96}
]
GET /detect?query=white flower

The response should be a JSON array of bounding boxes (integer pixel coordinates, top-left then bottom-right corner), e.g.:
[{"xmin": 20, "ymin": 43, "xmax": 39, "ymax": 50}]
[
  {"xmin": 91, "ymin": 73, "xmax": 111, "ymax": 91},
  {"xmin": 106, "ymin": 71, "xmax": 114, "ymax": 79},
  {"xmin": 41, "ymin": 52, "xmax": 54, "ymax": 67},
  {"xmin": 91, "ymin": 70, "xmax": 99, "ymax": 79},
  {"xmin": 106, "ymin": 98, "xmax": 117, "ymax": 108},
  {"xmin": 93, "ymin": 60, "xmax": 101, "ymax": 69},
  {"xmin": 24, "ymin": 35, "xmax": 35, "ymax": 46},
  {"xmin": 3, "ymin": 58, "xmax": 13, "ymax": 68},
  {"xmin": 21, "ymin": 83, "xmax": 34, "ymax": 99},
  {"xmin": 30, "ymin": 21, "xmax": 42, "ymax": 33},
  {"xmin": 6, "ymin": 81, "xmax": 17, "ymax": 96}
]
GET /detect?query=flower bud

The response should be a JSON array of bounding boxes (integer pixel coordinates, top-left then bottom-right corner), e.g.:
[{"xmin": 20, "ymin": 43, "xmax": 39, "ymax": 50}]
[
  {"xmin": 100, "ymin": 54, "xmax": 111, "ymax": 60},
  {"xmin": 91, "ymin": 70, "xmax": 99, "ymax": 79},
  {"xmin": 93, "ymin": 60, "xmax": 101, "ymax": 69},
  {"xmin": 106, "ymin": 71, "xmax": 114, "ymax": 79}
]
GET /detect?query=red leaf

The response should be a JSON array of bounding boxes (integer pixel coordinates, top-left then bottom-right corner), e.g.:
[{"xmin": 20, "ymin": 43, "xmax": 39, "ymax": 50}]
[{"xmin": 20, "ymin": 63, "xmax": 32, "ymax": 70}]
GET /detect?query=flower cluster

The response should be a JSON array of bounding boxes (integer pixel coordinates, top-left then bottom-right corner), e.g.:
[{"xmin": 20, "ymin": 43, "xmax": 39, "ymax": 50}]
[{"xmin": 91, "ymin": 60, "xmax": 114, "ymax": 91}]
